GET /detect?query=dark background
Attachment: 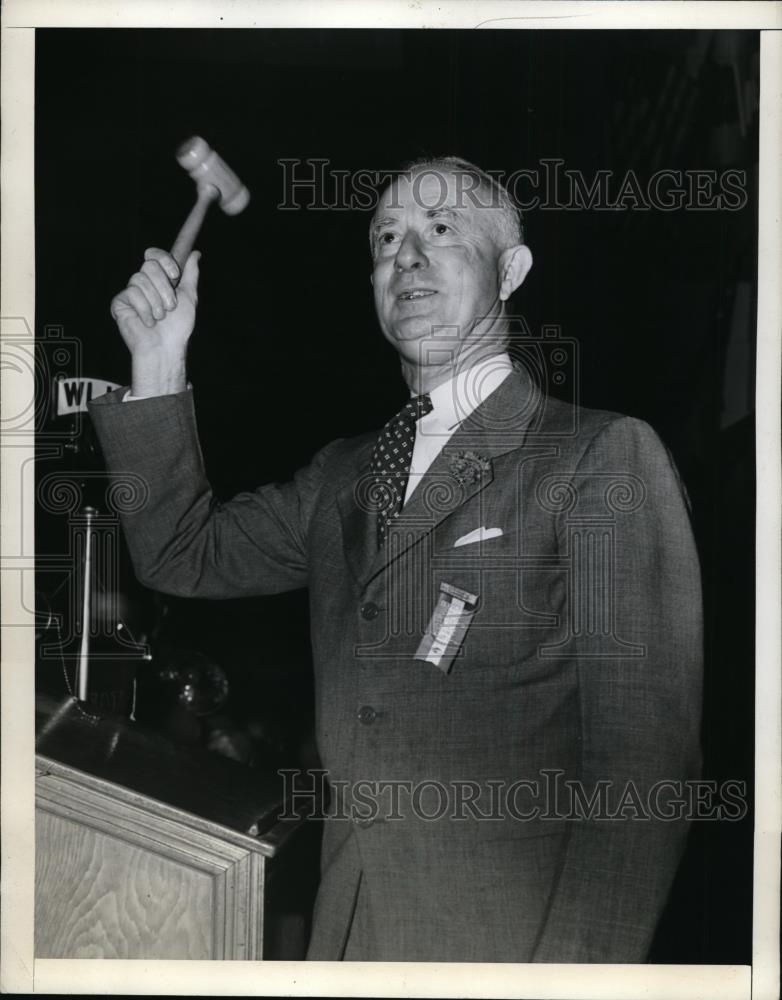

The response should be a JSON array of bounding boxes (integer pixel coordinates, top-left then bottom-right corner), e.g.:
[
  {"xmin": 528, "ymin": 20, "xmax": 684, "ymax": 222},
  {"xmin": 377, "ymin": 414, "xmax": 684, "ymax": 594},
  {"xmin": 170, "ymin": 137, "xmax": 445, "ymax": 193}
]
[{"xmin": 35, "ymin": 28, "xmax": 757, "ymax": 963}]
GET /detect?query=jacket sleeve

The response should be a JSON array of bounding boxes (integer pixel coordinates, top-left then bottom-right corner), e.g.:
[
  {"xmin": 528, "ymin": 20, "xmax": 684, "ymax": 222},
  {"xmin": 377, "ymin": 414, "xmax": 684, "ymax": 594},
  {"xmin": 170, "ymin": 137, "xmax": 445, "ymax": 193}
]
[
  {"xmin": 88, "ymin": 386, "xmax": 340, "ymax": 599},
  {"xmin": 531, "ymin": 416, "xmax": 704, "ymax": 962}
]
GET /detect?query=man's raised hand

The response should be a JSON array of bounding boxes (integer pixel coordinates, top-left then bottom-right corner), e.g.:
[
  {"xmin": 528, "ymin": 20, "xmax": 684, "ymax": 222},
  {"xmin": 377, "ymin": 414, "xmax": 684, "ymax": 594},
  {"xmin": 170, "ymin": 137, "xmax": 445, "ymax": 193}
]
[{"xmin": 109, "ymin": 247, "xmax": 200, "ymax": 397}]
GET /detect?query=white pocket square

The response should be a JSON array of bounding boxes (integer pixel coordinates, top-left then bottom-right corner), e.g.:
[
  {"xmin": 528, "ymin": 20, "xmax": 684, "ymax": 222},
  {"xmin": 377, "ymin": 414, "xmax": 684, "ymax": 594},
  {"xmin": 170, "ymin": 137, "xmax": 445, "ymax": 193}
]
[{"xmin": 453, "ymin": 526, "xmax": 504, "ymax": 548}]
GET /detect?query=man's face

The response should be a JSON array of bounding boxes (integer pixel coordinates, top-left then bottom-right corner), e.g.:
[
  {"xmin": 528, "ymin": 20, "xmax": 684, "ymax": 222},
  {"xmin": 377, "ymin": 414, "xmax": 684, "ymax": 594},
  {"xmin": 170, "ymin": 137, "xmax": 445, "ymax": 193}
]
[{"xmin": 371, "ymin": 170, "xmax": 508, "ymax": 362}]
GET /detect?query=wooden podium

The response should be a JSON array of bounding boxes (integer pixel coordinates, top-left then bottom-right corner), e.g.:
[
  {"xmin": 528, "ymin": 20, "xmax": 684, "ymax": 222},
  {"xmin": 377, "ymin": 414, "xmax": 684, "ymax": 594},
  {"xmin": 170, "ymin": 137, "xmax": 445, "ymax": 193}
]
[{"xmin": 35, "ymin": 695, "xmax": 312, "ymax": 960}]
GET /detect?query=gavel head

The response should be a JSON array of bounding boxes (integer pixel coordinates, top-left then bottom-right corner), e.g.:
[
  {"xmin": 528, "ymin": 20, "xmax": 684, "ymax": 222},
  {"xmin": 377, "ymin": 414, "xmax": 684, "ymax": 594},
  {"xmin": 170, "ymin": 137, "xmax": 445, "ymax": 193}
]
[{"xmin": 175, "ymin": 136, "xmax": 250, "ymax": 215}]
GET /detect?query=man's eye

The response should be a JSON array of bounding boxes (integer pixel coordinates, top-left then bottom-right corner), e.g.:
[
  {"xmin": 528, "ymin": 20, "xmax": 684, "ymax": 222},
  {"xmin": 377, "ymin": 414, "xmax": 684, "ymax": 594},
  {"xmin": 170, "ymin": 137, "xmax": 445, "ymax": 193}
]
[
  {"xmin": 433, "ymin": 223, "xmax": 450, "ymax": 235},
  {"xmin": 379, "ymin": 232, "xmax": 397, "ymax": 244}
]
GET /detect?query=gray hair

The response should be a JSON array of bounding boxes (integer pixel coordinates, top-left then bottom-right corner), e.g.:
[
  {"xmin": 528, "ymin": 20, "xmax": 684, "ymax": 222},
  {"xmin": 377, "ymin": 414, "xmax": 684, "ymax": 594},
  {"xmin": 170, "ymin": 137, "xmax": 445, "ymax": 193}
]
[{"xmin": 372, "ymin": 155, "xmax": 525, "ymax": 252}]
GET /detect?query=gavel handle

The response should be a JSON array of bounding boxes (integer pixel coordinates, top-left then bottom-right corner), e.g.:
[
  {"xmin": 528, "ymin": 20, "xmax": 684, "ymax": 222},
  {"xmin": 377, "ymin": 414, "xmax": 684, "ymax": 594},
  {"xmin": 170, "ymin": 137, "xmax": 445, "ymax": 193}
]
[{"xmin": 170, "ymin": 182, "xmax": 220, "ymax": 275}]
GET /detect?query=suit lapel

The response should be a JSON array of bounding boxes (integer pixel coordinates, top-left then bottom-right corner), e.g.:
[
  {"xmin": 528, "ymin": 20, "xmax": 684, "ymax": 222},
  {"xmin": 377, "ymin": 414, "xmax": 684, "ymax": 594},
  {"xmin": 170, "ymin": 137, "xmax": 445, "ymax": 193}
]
[
  {"xmin": 335, "ymin": 437, "xmax": 378, "ymax": 585},
  {"xmin": 337, "ymin": 364, "xmax": 544, "ymax": 588},
  {"xmin": 364, "ymin": 429, "xmax": 494, "ymax": 583}
]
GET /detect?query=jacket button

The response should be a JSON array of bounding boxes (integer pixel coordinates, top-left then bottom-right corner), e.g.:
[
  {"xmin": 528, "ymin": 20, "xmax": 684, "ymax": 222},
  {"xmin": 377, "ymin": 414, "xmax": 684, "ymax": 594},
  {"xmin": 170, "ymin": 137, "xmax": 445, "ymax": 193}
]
[
  {"xmin": 357, "ymin": 705, "xmax": 377, "ymax": 725},
  {"xmin": 360, "ymin": 602, "xmax": 379, "ymax": 620}
]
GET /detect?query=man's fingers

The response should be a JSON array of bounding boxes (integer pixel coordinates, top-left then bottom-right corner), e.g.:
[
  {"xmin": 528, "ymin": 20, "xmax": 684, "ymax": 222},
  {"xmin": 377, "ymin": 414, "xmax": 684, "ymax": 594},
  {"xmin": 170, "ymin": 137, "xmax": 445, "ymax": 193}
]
[
  {"xmin": 109, "ymin": 292, "xmax": 130, "ymax": 324},
  {"xmin": 139, "ymin": 259, "xmax": 178, "ymax": 311},
  {"xmin": 143, "ymin": 247, "xmax": 180, "ymax": 283},
  {"xmin": 128, "ymin": 271, "xmax": 166, "ymax": 320},
  {"xmin": 110, "ymin": 248, "xmax": 197, "ymax": 341},
  {"xmin": 115, "ymin": 285, "xmax": 157, "ymax": 329},
  {"xmin": 178, "ymin": 250, "xmax": 201, "ymax": 301}
]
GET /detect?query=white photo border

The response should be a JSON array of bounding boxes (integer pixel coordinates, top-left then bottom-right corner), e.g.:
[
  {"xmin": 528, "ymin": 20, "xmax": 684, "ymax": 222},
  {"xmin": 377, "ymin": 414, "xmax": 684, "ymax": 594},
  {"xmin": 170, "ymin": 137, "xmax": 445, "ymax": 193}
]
[{"xmin": 2, "ymin": 2, "xmax": 779, "ymax": 997}]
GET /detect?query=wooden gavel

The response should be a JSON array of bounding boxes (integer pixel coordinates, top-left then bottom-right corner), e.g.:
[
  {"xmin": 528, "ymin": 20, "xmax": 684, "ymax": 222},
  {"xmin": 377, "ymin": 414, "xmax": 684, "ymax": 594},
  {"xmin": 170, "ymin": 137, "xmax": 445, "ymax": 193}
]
[{"xmin": 170, "ymin": 136, "xmax": 250, "ymax": 273}]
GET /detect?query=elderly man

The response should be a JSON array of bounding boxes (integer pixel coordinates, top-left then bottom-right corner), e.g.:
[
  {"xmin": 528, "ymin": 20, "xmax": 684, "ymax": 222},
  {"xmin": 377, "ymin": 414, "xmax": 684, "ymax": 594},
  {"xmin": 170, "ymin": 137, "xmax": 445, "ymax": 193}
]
[{"xmin": 89, "ymin": 156, "xmax": 702, "ymax": 963}]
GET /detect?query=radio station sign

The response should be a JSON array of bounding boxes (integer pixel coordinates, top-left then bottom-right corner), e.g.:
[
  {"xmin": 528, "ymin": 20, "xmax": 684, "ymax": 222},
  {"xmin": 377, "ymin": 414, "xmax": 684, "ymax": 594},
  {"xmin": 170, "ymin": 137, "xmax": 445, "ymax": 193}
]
[{"xmin": 56, "ymin": 377, "xmax": 120, "ymax": 416}]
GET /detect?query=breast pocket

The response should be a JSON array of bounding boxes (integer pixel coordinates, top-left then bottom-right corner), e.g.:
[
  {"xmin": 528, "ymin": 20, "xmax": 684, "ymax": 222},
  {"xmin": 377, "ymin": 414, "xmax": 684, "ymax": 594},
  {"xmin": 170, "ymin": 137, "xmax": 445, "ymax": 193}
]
[{"xmin": 430, "ymin": 530, "xmax": 568, "ymax": 679}]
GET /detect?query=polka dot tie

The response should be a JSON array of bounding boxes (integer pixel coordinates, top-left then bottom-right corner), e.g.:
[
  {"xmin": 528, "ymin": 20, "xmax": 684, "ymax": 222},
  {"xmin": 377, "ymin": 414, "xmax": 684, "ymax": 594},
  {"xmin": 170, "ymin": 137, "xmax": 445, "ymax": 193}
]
[{"xmin": 369, "ymin": 393, "xmax": 433, "ymax": 548}]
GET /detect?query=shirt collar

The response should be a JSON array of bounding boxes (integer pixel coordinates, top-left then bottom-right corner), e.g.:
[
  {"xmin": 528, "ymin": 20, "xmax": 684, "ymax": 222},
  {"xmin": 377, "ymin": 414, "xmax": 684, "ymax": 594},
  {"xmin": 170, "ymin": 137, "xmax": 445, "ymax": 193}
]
[{"xmin": 425, "ymin": 353, "xmax": 514, "ymax": 431}]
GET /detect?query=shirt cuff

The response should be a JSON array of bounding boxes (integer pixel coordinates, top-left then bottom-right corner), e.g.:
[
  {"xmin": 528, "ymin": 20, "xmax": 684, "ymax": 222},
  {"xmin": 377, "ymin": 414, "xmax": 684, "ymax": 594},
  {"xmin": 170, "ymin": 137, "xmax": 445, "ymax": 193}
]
[{"xmin": 123, "ymin": 383, "xmax": 192, "ymax": 402}]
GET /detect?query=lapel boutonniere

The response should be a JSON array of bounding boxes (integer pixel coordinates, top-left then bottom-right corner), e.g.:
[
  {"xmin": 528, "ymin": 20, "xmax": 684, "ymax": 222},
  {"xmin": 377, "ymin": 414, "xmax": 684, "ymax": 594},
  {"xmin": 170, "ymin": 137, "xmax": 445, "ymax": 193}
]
[{"xmin": 449, "ymin": 450, "xmax": 492, "ymax": 487}]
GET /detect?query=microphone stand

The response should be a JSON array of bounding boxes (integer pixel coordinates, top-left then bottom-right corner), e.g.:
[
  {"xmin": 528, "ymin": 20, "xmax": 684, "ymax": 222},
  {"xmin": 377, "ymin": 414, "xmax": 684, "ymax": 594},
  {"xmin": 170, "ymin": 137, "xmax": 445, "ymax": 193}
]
[{"xmin": 76, "ymin": 505, "xmax": 97, "ymax": 704}]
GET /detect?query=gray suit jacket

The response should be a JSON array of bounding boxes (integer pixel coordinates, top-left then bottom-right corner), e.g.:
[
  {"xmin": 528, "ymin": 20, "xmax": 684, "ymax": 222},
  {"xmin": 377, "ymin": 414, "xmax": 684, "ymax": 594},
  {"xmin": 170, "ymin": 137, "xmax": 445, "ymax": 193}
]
[{"xmin": 89, "ymin": 365, "xmax": 703, "ymax": 963}]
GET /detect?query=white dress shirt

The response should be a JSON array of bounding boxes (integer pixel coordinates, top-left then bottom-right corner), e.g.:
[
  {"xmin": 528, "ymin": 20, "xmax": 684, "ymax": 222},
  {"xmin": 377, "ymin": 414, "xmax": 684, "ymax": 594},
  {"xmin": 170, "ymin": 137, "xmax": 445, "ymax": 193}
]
[{"xmin": 403, "ymin": 352, "xmax": 513, "ymax": 505}]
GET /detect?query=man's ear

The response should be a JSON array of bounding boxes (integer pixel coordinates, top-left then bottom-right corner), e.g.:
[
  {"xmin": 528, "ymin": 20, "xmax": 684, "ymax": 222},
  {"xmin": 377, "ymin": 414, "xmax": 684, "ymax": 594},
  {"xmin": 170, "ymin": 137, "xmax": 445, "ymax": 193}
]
[
  {"xmin": 498, "ymin": 244, "xmax": 533, "ymax": 302},
  {"xmin": 370, "ymin": 273, "xmax": 374, "ymax": 287}
]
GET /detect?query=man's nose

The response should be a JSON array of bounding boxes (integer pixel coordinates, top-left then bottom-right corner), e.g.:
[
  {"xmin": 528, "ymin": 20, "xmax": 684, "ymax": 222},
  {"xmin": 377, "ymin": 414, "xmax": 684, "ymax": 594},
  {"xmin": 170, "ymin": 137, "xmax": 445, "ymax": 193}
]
[{"xmin": 394, "ymin": 231, "xmax": 429, "ymax": 271}]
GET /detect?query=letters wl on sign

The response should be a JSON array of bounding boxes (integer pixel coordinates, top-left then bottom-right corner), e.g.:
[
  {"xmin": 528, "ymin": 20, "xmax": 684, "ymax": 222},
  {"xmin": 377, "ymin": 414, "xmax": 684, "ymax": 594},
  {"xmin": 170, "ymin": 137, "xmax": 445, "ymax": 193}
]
[{"xmin": 56, "ymin": 377, "xmax": 120, "ymax": 416}]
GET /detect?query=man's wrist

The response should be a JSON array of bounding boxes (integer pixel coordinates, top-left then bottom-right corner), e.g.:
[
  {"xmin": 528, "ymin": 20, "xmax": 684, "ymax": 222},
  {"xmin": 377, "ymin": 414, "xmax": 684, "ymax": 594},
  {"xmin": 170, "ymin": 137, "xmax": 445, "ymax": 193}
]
[{"xmin": 130, "ymin": 350, "xmax": 188, "ymax": 397}]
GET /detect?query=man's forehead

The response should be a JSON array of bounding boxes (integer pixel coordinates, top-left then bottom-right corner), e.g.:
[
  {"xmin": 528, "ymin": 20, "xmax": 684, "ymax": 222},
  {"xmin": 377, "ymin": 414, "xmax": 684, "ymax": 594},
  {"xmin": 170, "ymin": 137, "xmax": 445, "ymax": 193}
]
[
  {"xmin": 376, "ymin": 168, "xmax": 472, "ymax": 214},
  {"xmin": 370, "ymin": 166, "xmax": 512, "ymax": 246}
]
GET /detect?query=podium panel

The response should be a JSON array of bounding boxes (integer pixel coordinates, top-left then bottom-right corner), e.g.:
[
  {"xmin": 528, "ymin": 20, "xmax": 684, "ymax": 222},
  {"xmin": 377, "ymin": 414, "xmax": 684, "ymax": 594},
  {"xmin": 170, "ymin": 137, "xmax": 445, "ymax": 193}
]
[{"xmin": 35, "ymin": 696, "xmax": 307, "ymax": 960}]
